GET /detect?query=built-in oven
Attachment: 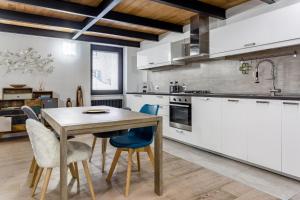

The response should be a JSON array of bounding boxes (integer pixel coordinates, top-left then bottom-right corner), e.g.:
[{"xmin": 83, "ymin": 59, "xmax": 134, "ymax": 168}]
[{"xmin": 169, "ymin": 96, "xmax": 192, "ymax": 131}]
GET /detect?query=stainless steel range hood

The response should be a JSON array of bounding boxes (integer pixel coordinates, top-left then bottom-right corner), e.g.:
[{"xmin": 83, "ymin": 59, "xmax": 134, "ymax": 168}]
[{"xmin": 173, "ymin": 15, "xmax": 214, "ymax": 63}]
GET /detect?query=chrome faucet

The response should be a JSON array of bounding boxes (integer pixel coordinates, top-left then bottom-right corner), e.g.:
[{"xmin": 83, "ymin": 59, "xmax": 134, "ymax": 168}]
[{"xmin": 255, "ymin": 59, "xmax": 281, "ymax": 96}]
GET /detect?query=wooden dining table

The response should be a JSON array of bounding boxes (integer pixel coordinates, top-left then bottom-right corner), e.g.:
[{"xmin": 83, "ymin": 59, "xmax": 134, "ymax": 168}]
[{"xmin": 41, "ymin": 106, "xmax": 163, "ymax": 200}]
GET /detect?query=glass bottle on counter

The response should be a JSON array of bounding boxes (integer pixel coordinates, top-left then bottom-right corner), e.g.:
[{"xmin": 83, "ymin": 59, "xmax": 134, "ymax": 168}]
[
  {"xmin": 174, "ymin": 81, "xmax": 179, "ymax": 93},
  {"xmin": 169, "ymin": 82, "xmax": 174, "ymax": 93}
]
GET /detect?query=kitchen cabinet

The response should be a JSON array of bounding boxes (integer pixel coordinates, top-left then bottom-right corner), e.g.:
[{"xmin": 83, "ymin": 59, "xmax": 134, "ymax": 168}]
[
  {"xmin": 142, "ymin": 95, "xmax": 169, "ymax": 116},
  {"xmin": 246, "ymin": 100, "xmax": 282, "ymax": 171},
  {"xmin": 192, "ymin": 97, "xmax": 222, "ymax": 152},
  {"xmin": 282, "ymin": 101, "xmax": 300, "ymax": 177},
  {"xmin": 125, "ymin": 94, "xmax": 145, "ymax": 112},
  {"xmin": 126, "ymin": 93, "xmax": 300, "ymax": 179},
  {"xmin": 137, "ymin": 42, "xmax": 183, "ymax": 70},
  {"xmin": 210, "ymin": 2, "xmax": 300, "ymax": 57},
  {"xmin": 126, "ymin": 94, "xmax": 170, "ymax": 137},
  {"xmin": 221, "ymin": 98, "xmax": 249, "ymax": 161},
  {"xmin": 168, "ymin": 127, "xmax": 195, "ymax": 145}
]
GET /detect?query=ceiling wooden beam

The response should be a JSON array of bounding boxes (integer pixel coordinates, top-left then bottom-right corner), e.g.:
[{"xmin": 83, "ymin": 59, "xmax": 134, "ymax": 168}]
[
  {"xmin": 260, "ymin": 0, "xmax": 276, "ymax": 4},
  {"xmin": 72, "ymin": 0, "xmax": 121, "ymax": 39},
  {"xmin": 0, "ymin": 9, "xmax": 158, "ymax": 41},
  {"xmin": 104, "ymin": 11, "xmax": 183, "ymax": 32},
  {"xmin": 7, "ymin": 0, "xmax": 97, "ymax": 17},
  {"xmin": 0, "ymin": 23, "xmax": 140, "ymax": 47},
  {"xmin": 151, "ymin": 0, "xmax": 226, "ymax": 19},
  {"xmin": 7, "ymin": 0, "xmax": 183, "ymax": 33}
]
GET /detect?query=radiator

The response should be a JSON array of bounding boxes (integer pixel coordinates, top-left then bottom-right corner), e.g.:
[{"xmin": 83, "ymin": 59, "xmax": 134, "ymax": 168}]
[{"xmin": 91, "ymin": 99, "xmax": 123, "ymax": 108}]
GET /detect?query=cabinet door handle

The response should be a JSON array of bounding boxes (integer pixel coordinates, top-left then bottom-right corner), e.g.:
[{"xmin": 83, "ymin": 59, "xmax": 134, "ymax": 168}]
[
  {"xmin": 228, "ymin": 99, "xmax": 239, "ymax": 102},
  {"xmin": 244, "ymin": 42, "xmax": 256, "ymax": 47},
  {"xmin": 169, "ymin": 104, "xmax": 189, "ymax": 108},
  {"xmin": 134, "ymin": 94, "xmax": 142, "ymax": 97},
  {"xmin": 256, "ymin": 100, "xmax": 270, "ymax": 104},
  {"xmin": 176, "ymin": 129, "xmax": 184, "ymax": 134},
  {"xmin": 156, "ymin": 96, "xmax": 163, "ymax": 99},
  {"xmin": 149, "ymin": 62, "xmax": 154, "ymax": 65},
  {"xmin": 283, "ymin": 102, "xmax": 299, "ymax": 106}
]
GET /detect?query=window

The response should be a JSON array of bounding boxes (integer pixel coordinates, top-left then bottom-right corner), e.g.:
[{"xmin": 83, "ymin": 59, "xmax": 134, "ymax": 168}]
[{"xmin": 91, "ymin": 45, "xmax": 123, "ymax": 95}]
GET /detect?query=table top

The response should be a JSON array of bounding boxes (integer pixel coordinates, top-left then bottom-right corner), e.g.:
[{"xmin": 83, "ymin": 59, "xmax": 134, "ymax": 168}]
[{"xmin": 41, "ymin": 106, "xmax": 160, "ymax": 134}]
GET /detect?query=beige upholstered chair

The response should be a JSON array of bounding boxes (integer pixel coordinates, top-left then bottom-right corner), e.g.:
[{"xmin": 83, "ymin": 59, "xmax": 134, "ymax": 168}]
[{"xmin": 26, "ymin": 119, "xmax": 96, "ymax": 200}]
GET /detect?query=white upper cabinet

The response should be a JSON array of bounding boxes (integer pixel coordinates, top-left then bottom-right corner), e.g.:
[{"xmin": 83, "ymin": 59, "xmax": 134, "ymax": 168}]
[
  {"xmin": 192, "ymin": 97, "xmax": 222, "ymax": 152},
  {"xmin": 246, "ymin": 100, "xmax": 282, "ymax": 171},
  {"xmin": 137, "ymin": 42, "xmax": 183, "ymax": 70},
  {"xmin": 210, "ymin": 2, "xmax": 300, "ymax": 57},
  {"xmin": 282, "ymin": 101, "xmax": 300, "ymax": 177}
]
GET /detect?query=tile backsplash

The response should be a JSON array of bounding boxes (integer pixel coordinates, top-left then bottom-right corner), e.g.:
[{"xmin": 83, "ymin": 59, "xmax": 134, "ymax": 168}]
[{"xmin": 146, "ymin": 54, "xmax": 300, "ymax": 94}]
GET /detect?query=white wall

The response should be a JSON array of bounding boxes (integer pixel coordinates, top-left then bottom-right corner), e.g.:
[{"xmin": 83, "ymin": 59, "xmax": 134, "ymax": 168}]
[
  {"xmin": 124, "ymin": 47, "xmax": 143, "ymax": 92},
  {"xmin": 0, "ymin": 32, "xmax": 91, "ymax": 106},
  {"xmin": 0, "ymin": 31, "xmax": 140, "ymax": 106}
]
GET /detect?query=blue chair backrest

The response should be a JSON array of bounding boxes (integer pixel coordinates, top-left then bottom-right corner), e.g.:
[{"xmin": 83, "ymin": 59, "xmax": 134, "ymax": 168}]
[
  {"xmin": 132, "ymin": 104, "xmax": 159, "ymax": 142},
  {"xmin": 21, "ymin": 106, "xmax": 40, "ymax": 121}
]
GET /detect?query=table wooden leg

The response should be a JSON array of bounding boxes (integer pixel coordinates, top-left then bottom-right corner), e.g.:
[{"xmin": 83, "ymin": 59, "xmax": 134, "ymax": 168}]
[
  {"xmin": 60, "ymin": 129, "xmax": 68, "ymax": 200},
  {"xmin": 154, "ymin": 117, "xmax": 163, "ymax": 195}
]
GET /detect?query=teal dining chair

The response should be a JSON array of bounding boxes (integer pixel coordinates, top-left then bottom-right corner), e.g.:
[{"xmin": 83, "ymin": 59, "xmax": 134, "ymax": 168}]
[
  {"xmin": 106, "ymin": 104, "xmax": 159, "ymax": 197},
  {"xmin": 89, "ymin": 107, "xmax": 132, "ymax": 173}
]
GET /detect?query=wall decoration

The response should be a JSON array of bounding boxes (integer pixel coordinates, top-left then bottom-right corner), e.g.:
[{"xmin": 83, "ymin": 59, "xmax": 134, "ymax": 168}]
[
  {"xmin": 239, "ymin": 61, "xmax": 252, "ymax": 74},
  {"xmin": 0, "ymin": 48, "xmax": 54, "ymax": 74}
]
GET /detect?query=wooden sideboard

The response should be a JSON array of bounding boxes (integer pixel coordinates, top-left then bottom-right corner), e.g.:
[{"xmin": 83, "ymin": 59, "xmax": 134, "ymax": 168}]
[{"xmin": 0, "ymin": 88, "xmax": 57, "ymax": 137}]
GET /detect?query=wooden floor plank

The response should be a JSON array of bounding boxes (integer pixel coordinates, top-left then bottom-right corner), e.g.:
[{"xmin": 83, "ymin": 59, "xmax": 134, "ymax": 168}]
[{"xmin": 0, "ymin": 136, "xmax": 279, "ymax": 200}]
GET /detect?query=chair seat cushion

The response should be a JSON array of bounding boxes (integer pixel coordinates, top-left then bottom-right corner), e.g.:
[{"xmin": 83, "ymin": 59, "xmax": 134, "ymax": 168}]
[
  {"xmin": 67, "ymin": 141, "xmax": 92, "ymax": 164},
  {"xmin": 110, "ymin": 132, "xmax": 152, "ymax": 149}
]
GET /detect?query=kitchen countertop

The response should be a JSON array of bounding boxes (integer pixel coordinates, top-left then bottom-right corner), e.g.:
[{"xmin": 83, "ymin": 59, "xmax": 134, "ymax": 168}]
[{"xmin": 126, "ymin": 92, "xmax": 300, "ymax": 101}]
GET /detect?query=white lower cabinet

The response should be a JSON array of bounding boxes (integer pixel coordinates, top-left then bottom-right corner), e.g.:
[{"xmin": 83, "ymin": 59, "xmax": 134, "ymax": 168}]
[
  {"xmin": 192, "ymin": 97, "xmax": 222, "ymax": 152},
  {"xmin": 246, "ymin": 100, "xmax": 282, "ymax": 171},
  {"xmin": 221, "ymin": 98, "xmax": 249, "ymax": 161},
  {"xmin": 125, "ymin": 94, "xmax": 144, "ymax": 112},
  {"xmin": 282, "ymin": 101, "xmax": 300, "ymax": 177},
  {"xmin": 126, "ymin": 94, "xmax": 300, "ymax": 178},
  {"xmin": 126, "ymin": 94, "xmax": 170, "ymax": 137},
  {"xmin": 168, "ymin": 127, "xmax": 195, "ymax": 145}
]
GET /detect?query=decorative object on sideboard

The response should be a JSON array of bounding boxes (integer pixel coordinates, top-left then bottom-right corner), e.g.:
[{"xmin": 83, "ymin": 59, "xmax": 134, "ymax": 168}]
[
  {"xmin": 76, "ymin": 86, "xmax": 84, "ymax": 107},
  {"xmin": 38, "ymin": 80, "xmax": 45, "ymax": 91},
  {"xmin": 0, "ymin": 48, "xmax": 54, "ymax": 74},
  {"xmin": 9, "ymin": 84, "xmax": 26, "ymax": 88},
  {"xmin": 66, "ymin": 98, "xmax": 72, "ymax": 107}
]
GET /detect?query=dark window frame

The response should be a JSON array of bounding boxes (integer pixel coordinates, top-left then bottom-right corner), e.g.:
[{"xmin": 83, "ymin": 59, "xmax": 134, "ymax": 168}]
[{"xmin": 91, "ymin": 44, "xmax": 123, "ymax": 95}]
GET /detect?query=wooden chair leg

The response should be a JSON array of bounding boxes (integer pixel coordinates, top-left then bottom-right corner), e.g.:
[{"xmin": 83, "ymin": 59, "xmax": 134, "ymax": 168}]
[
  {"xmin": 29, "ymin": 157, "xmax": 36, "ymax": 174},
  {"xmin": 32, "ymin": 167, "xmax": 44, "ymax": 197},
  {"xmin": 89, "ymin": 137, "xmax": 97, "ymax": 162},
  {"xmin": 145, "ymin": 146, "xmax": 154, "ymax": 167},
  {"xmin": 101, "ymin": 138, "xmax": 108, "ymax": 173},
  {"xmin": 82, "ymin": 160, "xmax": 96, "ymax": 200},
  {"xmin": 125, "ymin": 149, "xmax": 134, "ymax": 197},
  {"xmin": 40, "ymin": 168, "xmax": 52, "ymax": 200},
  {"xmin": 136, "ymin": 152, "xmax": 141, "ymax": 172},
  {"xmin": 69, "ymin": 163, "xmax": 76, "ymax": 178},
  {"xmin": 106, "ymin": 149, "xmax": 122, "ymax": 182},
  {"xmin": 31, "ymin": 164, "xmax": 39, "ymax": 188},
  {"xmin": 74, "ymin": 162, "xmax": 80, "ymax": 185}
]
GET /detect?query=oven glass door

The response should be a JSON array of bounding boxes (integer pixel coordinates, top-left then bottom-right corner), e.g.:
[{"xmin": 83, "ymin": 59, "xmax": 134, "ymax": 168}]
[{"xmin": 169, "ymin": 103, "xmax": 191, "ymax": 130}]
